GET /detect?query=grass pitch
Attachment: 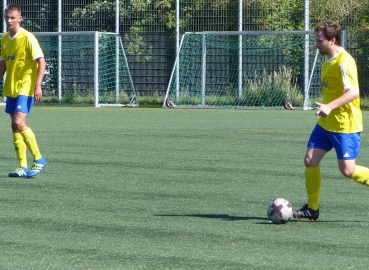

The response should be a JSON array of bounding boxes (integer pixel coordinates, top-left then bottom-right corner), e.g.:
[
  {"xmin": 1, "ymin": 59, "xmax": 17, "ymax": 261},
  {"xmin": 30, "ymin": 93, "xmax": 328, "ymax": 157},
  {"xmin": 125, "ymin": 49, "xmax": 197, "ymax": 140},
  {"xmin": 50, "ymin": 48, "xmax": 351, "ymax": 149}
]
[{"xmin": 0, "ymin": 106, "xmax": 368, "ymax": 269}]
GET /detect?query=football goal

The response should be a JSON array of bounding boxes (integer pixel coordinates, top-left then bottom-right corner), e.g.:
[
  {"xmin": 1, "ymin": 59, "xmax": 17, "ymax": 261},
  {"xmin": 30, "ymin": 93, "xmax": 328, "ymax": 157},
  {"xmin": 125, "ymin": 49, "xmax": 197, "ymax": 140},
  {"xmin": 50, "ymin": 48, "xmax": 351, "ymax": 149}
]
[
  {"xmin": 164, "ymin": 31, "xmax": 324, "ymax": 109},
  {"xmin": 21, "ymin": 31, "xmax": 137, "ymax": 107}
]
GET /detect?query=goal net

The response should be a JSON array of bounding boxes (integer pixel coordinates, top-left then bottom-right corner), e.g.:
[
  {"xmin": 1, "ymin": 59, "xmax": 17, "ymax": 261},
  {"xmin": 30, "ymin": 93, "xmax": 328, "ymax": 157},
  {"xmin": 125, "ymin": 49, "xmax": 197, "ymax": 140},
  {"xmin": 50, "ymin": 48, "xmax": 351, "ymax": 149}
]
[
  {"xmin": 1, "ymin": 32, "xmax": 137, "ymax": 107},
  {"xmin": 164, "ymin": 31, "xmax": 324, "ymax": 109}
]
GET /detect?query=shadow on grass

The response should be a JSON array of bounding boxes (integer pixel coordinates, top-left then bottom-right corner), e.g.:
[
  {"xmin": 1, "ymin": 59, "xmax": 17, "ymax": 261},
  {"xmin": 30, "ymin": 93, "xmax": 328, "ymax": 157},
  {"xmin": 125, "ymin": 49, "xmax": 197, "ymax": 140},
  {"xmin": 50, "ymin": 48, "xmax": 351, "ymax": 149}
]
[
  {"xmin": 155, "ymin": 213, "xmax": 270, "ymax": 222},
  {"xmin": 155, "ymin": 214, "xmax": 368, "ymax": 224}
]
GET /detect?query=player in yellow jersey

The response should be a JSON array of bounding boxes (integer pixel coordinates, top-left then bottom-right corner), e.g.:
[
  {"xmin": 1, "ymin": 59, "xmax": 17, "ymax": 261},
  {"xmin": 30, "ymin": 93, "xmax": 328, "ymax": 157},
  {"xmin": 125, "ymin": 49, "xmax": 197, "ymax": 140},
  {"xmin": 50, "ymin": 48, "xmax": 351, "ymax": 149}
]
[
  {"xmin": 293, "ymin": 21, "xmax": 369, "ymax": 220},
  {"xmin": 0, "ymin": 3, "xmax": 47, "ymax": 178}
]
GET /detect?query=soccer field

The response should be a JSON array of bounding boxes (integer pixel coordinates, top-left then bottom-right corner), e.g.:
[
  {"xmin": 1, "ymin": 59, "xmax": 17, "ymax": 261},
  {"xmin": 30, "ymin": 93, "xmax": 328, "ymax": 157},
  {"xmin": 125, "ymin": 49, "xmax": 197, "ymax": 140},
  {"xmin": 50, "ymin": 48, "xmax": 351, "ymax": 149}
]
[{"xmin": 0, "ymin": 106, "xmax": 368, "ymax": 269}]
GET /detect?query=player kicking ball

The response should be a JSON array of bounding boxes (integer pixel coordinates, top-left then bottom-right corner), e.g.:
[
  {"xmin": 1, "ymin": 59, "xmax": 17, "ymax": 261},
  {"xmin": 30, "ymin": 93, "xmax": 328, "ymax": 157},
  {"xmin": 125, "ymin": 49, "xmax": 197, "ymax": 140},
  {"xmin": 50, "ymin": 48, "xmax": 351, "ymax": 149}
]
[
  {"xmin": 293, "ymin": 21, "xmax": 369, "ymax": 220},
  {"xmin": 0, "ymin": 4, "xmax": 47, "ymax": 178}
]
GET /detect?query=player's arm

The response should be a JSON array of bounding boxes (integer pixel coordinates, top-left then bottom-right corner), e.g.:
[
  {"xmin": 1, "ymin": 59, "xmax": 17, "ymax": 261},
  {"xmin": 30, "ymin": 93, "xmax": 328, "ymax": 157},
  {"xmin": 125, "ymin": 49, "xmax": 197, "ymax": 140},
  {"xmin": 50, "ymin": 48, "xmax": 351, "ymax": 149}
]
[
  {"xmin": 0, "ymin": 60, "xmax": 6, "ymax": 79},
  {"xmin": 315, "ymin": 60, "xmax": 359, "ymax": 117},
  {"xmin": 315, "ymin": 90, "xmax": 359, "ymax": 117},
  {"xmin": 34, "ymin": 57, "xmax": 46, "ymax": 102}
]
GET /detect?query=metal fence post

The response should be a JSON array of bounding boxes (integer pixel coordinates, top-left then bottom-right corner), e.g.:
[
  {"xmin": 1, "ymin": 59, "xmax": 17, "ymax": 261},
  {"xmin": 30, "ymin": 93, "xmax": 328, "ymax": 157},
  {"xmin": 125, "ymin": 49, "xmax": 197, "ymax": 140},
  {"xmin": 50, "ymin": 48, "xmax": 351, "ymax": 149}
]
[
  {"xmin": 58, "ymin": 0, "xmax": 62, "ymax": 102},
  {"xmin": 94, "ymin": 31, "xmax": 99, "ymax": 107},
  {"xmin": 115, "ymin": 0, "xmax": 120, "ymax": 103},
  {"xmin": 201, "ymin": 34, "xmax": 206, "ymax": 107},
  {"xmin": 303, "ymin": 0, "xmax": 310, "ymax": 110},
  {"xmin": 238, "ymin": 0, "xmax": 243, "ymax": 103}
]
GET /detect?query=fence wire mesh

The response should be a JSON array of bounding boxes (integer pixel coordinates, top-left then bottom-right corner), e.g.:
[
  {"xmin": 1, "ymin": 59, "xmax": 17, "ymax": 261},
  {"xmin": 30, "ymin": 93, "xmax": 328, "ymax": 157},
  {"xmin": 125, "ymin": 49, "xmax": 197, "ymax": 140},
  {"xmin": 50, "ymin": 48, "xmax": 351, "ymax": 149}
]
[
  {"xmin": 165, "ymin": 32, "xmax": 323, "ymax": 108},
  {"xmin": 0, "ymin": 31, "xmax": 136, "ymax": 106},
  {"xmin": 38, "ymin": 33, "xmax": 135, "ymax": 105},
  {"xmin": 0, "ymin": 0, "xmax": 368, "ymax": 103}
]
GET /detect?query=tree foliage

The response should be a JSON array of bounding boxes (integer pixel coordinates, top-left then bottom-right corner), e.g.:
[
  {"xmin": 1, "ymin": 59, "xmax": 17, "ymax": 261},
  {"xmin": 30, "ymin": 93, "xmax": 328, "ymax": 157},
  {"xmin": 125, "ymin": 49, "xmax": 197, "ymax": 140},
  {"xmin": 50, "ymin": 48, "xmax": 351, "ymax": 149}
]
[
  {"xmin": 65, "ymin": 0, "xmax": 175, "ymax": 61},
  {"xmin": 64, "ymin": 0, "xmax": 368, "ymax": 52},
  {"xmin": 16, "ymin": 0, "xmax": 369, "ymax": 90}
]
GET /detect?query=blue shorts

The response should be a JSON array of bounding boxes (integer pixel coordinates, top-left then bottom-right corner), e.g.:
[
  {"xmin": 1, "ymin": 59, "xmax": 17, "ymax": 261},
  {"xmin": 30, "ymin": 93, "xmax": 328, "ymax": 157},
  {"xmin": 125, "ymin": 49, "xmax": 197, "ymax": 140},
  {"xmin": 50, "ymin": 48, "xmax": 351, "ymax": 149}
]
[
  {"xmin": 307, "ymin": 124, "xmax": 361, "ymax": 160},
  {"xmin": 5, "ymin": 95, "xmax": 35, "ymax": 116}
]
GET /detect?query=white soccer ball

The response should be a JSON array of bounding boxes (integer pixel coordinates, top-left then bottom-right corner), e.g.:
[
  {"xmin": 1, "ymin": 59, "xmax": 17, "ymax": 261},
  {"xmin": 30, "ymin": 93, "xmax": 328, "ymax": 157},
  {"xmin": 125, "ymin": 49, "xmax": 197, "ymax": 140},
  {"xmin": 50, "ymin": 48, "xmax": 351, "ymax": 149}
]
[{"xmin": 267, "ymin": 198, "xmax": 293, "ymax": 224}]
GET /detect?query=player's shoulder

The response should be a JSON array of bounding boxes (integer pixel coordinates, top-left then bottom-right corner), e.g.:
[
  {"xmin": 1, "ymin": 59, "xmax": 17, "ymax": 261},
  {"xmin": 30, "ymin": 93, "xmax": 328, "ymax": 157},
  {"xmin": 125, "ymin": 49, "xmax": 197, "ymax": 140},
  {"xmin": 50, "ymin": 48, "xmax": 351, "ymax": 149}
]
[
  {"xmin": 18, "ymin": 28, "xmax": 36, "ymax": 39},
  {"xmin": 17, "ymin": 28, "xmax": 40, "ymax": 45},
  {"xmin": 337, "ymin": 48, "xmax": 355, "ymax": 64},
  {"xmin": 1, "ymin": 31, "xmax": 10, "ymax": 40}
]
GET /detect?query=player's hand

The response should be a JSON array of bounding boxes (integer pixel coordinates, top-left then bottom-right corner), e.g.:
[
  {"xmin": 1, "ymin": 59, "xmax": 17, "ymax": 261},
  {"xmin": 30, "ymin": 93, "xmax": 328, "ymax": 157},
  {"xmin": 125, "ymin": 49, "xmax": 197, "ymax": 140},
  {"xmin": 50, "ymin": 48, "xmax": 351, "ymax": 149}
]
[
  {"xmin": 315, "ymin": 101, "xmax": 332, "ymax": 117},
  {"xmin": 34, "ymin": 85, "xmax": 43, "ymax": 103}
]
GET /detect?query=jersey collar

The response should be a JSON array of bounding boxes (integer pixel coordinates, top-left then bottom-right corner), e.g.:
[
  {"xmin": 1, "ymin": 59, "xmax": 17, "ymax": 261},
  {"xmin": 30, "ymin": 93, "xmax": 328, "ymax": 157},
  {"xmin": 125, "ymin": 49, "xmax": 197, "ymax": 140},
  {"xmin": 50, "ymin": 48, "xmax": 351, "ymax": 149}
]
[
  {"xmin": 9, "ymin": 27, "xmax": 23, "ymax": 40},
  {"xmin": 326, "ymin": 47, "xmax": 344, "ymax": 63}
]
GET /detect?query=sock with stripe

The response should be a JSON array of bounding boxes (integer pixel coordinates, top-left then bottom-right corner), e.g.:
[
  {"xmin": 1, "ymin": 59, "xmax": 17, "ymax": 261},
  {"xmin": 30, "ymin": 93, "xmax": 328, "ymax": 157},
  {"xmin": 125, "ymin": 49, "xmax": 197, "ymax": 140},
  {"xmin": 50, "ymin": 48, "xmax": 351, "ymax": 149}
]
[
  {"xmin": 20, "ymin": 128, "xmax": 42, "ymax": 161},
  {"xmin": 13, "ymin": 132, "xmax": 27, "ymax": 168},
  {"xmin": 305, "ymin": 166, "xmax": 321, "ymax": 211}
]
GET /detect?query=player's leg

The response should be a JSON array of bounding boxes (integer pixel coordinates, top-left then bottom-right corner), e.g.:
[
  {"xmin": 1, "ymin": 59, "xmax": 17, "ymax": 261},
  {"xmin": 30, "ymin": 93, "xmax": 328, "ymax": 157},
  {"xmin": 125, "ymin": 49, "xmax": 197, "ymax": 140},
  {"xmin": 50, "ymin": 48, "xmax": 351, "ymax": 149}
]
[
  {"xmin": 21, "ymin": 126, "xmax": 47, "ymax": 178},
  {"xmin": 304, "ymin": 147, "xmax": 326, "ymax": 210},
  {"xmin": 334, "ymin": 132, "xmax": 369, "ymax": 186},
  {"xmin": 6, "ymin": 97, "xmax": 29, "ymax": 177},
  {"xmin": 293, "ymin": 147, "xmax": 326, "ymax": 220},
  {"xmin": 9, "ymin": 129, "xmax": 29, "ymax": 177},
  {"xmin": 7, "ymin": 96, "xmax": 46, "ymax": 177},
  {"xmin": 15, "ymin": 96, "xmax": 47, "ymax": 178},
  {"xmin": 349, "ymin": 164, "xmax": 369, "ymax": 186},
  {"xmin": 339, "ymin": 159, "xmax": 369, "ymax": 186},
  {"xmin": 21, "ymin": 128, "xmax": 42, "ymax": 161},
  {"xmin": 304, "ymin": 125, "xmax": 331, "ymax": 211},
  {"xmin": 294, "ymin": 124, "xmax": 331, "ymax": 220},
  {"xmin": 11, "ymin": 111, "xmax": 29, "ymax": 167}
]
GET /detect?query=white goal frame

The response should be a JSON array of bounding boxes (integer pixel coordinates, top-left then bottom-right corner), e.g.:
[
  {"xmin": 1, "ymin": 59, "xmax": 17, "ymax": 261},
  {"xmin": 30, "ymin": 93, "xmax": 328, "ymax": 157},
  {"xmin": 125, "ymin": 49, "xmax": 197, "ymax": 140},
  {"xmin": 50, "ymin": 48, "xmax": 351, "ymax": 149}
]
[
  {"xmin": 164, "ymin": 30, "xmax": 320, "ymax": 109},
  {"xmin": 33, "ymin": 31, "xmax": 137, "ymax": 108},
  {"xmin": 165, "ymin": 30, "xmax": 347, "ymax": 109}
]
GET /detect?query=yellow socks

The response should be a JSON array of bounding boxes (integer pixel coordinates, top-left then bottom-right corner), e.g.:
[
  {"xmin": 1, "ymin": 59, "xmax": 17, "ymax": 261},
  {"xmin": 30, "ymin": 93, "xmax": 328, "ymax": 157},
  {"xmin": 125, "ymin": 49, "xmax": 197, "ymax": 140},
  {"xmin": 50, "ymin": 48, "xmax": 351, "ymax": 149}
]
[
  {"xmin": 305, "ymin": 166, "xmax": 321, "ymax": 211},
  {"xmin": 20, "ymin": 128, "xmax": 42, "ymax": 161},
  {"xmin": 303, "ymin": 165, "xmax": 369, "ymax": 211},
  {"xmin": 13, "ymin": 132, "xmax": 27, "ymax": 168},
  {"xmin": 350, "ymin": 165, "xmax": 369, "ymax": 186}
]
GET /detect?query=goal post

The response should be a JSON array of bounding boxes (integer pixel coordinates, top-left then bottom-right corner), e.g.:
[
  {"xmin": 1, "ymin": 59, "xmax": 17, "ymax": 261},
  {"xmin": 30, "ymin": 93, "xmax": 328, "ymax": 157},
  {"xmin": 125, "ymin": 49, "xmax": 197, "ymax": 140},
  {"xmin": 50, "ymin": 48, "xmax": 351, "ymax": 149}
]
[
  {"xmin": 32, "ymin": 31, "xmax": 137, "ymax": 107},
  {"xmin": 164, "ymin": 31, "xmax": 324, "ymax": 109}
]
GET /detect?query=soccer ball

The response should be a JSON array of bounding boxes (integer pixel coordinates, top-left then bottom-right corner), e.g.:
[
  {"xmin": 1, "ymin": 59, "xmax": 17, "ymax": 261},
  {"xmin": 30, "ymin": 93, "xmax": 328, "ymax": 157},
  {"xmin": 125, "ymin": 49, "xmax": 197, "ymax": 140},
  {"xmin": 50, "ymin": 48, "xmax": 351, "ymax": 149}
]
[{"xmin": 267, "ymin": 198, "xmax": 293, "ymax": 224}]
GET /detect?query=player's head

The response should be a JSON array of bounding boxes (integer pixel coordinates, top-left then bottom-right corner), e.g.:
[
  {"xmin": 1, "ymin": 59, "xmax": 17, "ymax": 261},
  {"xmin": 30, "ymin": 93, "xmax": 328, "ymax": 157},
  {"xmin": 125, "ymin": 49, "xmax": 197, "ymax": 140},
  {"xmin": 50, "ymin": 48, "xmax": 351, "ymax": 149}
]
[
  {"xmin": 314, "ymin": 21, "xmax": 341, "ymax": 46},
  {"xmin": 4, "ymin": 3, "xmax": 22, "ymax": 16},
  {"xmin": 4, "ymin": 4, "xmax": 22, "ymax": 32}
]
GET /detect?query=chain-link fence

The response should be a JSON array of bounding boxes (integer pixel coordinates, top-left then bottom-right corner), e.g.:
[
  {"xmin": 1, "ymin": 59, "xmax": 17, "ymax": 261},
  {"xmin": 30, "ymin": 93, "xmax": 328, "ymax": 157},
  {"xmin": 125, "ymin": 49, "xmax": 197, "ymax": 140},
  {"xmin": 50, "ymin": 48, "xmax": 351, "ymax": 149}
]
[{"xmin": 1, "ymin": 0, "xmax": 368, "ymax": 99}]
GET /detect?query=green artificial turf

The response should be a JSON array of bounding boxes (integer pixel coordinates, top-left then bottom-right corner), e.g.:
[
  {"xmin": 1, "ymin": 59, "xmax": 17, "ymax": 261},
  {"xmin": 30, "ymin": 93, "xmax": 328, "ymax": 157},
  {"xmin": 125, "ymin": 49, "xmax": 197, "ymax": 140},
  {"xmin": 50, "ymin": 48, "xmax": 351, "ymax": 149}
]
[{"xmin": 0, "ymin": 106, "xmax": 368, "ymax": 269}]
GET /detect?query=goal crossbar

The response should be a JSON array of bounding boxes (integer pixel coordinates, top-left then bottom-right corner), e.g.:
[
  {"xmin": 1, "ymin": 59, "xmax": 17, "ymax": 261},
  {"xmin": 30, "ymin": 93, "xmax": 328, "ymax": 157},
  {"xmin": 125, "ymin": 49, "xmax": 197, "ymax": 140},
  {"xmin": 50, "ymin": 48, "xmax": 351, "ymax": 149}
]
[
  {"xmin": 32, "ymin": 31, "xmax": 137, "ymax": 107},
  {"xmin": 186, "ymin": 31, "xmax": 314, "ymax": 35},
  {"xmin": 164, "ymin": 30, "xmax": 321, "ymax": 109}
]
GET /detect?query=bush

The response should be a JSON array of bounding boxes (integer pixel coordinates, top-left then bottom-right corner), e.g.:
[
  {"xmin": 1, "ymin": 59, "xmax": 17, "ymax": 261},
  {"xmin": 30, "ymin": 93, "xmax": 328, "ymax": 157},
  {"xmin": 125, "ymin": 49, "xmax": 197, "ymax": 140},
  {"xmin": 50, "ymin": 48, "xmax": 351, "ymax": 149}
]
[{"xmin": 242, "ymin": 67, "xmax": 303, "ymax": 107}]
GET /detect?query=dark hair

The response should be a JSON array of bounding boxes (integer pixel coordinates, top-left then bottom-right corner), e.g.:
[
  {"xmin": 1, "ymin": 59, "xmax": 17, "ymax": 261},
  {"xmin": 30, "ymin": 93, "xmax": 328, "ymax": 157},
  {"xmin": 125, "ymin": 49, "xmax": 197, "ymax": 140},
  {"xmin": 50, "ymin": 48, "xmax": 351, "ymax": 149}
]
[
  {"xmin": 314, "ymin": 21, "xmax": 341, "ymax": 45},
  {"xmin": 5, "ymin": 4, "xmax": 21, "ymax": 15}
]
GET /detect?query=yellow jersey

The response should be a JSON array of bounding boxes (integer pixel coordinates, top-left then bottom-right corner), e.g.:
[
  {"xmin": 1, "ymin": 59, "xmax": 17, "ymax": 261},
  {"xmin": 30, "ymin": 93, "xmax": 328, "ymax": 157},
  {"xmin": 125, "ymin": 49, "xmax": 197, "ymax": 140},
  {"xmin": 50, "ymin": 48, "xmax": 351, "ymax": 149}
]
[
  {"xmin": 0, "ymin": 28, "xmax": 44, "ymax": 98},
  {"xmin": 317, "ymin": 48, "xmax": 362, "ymax": 133}
]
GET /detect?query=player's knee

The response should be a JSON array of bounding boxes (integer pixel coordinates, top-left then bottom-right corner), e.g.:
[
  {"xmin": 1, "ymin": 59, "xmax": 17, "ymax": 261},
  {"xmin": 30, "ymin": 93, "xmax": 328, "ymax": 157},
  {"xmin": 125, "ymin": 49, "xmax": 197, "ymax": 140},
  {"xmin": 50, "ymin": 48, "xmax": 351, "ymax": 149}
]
[
  {"xmin": 338, "ymin": 160, "xmax": 356, "ymax": 178},
  {"xmin": 304, "ymin": 156, "xmax": 309, "ymax": 166},
  {"xmin": 304, "ymin": 156, "xmax": 318, "ymax": 167},
  {"xmin": 11, "ymin": 121, "xmax": 25, "ymax": 133},
  {"xmin": 339, "ymin": 167, "xmax": 354, "ymax": 178},
  {"xmin": 11, "ymin": 122, "xmax": 20, "ymax": 132}
]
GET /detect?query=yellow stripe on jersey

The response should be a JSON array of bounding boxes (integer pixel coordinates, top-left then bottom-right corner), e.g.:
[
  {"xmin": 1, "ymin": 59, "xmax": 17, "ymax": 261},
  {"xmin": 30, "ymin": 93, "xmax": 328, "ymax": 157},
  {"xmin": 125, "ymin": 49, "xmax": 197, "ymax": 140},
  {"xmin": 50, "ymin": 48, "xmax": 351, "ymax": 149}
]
[
  {"xmin": 0, "ymin": 28, "xmax": 44, "ymax": 98},
  {"xmin": 317, "ymin": 49, "xmax": 362, "ymax": 133}
]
